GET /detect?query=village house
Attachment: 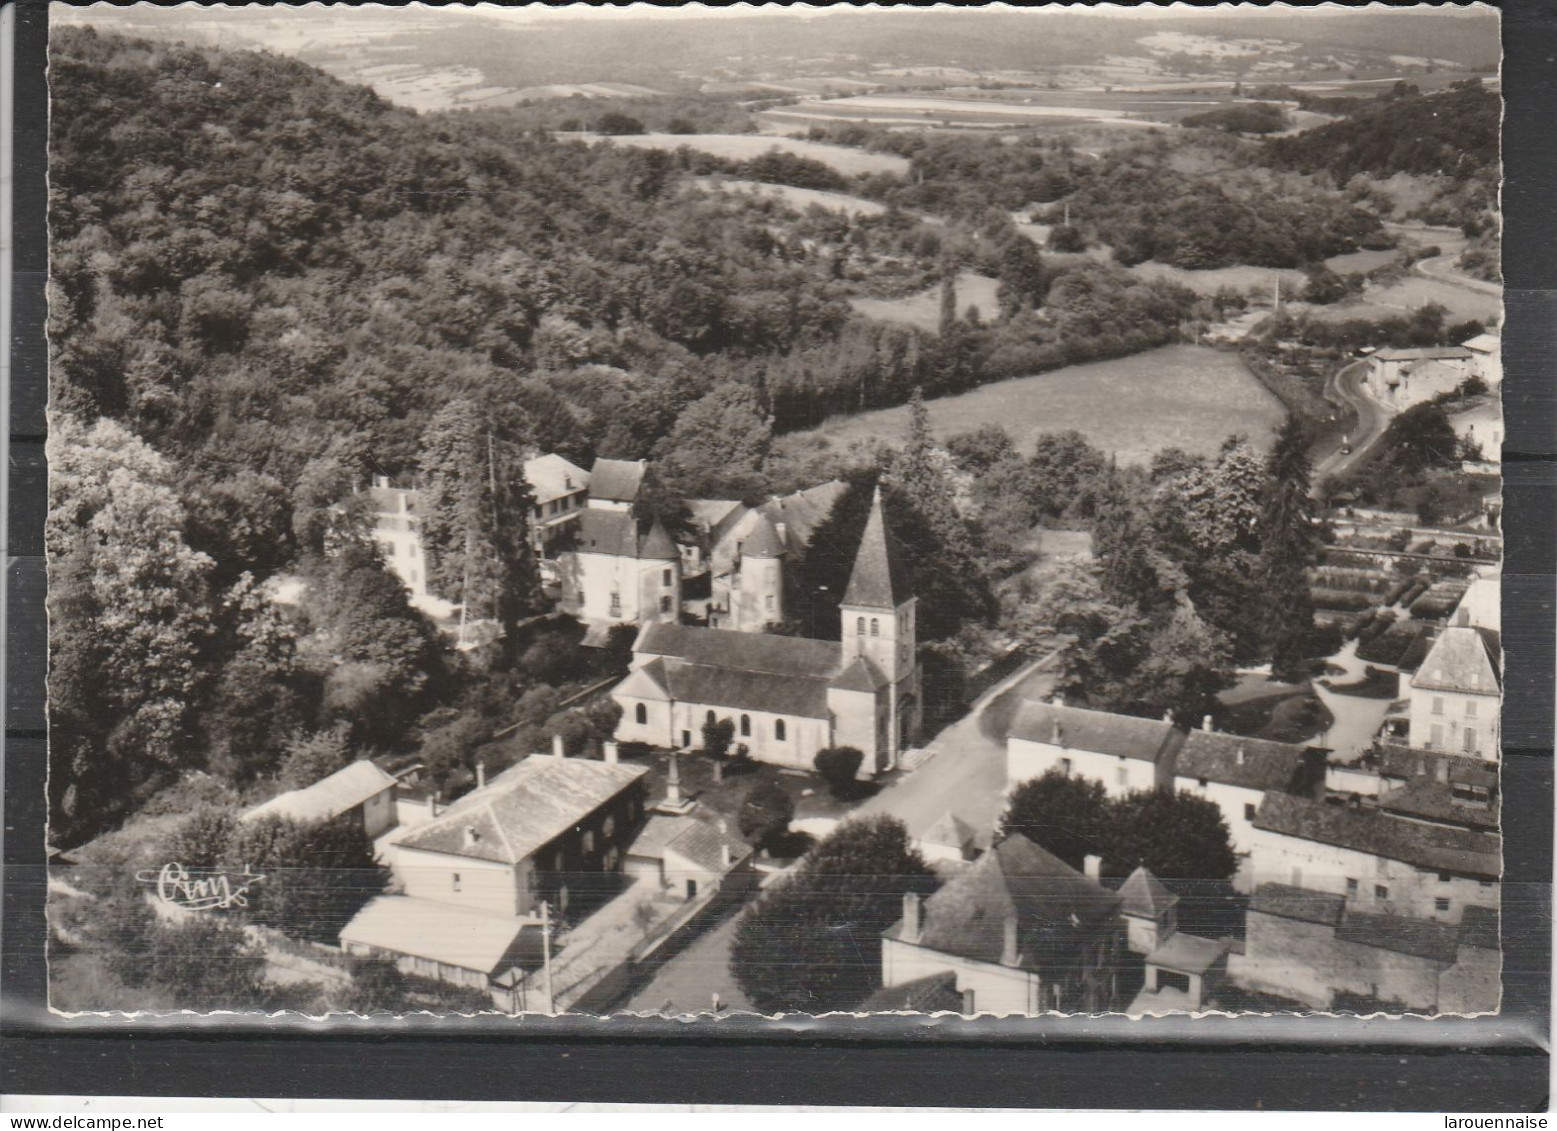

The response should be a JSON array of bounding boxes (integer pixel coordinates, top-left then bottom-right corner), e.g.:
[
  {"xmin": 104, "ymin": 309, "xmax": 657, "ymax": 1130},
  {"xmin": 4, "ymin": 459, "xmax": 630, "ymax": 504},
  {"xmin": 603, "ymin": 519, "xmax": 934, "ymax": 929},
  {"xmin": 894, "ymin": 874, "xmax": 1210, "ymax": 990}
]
[
  {"xmin": 1364, "ymin": 346, "xmax": 1473, "ymax": 409},
  {"xmin": 623, "ymin": 812, "xmax": 753, "ymax": 903},
  {"xmin": 612, "ymin": 488, "xmax": 922, "ymax": 775},
  {"xmin": 241, "ymin": 759, "xmax": 400, "ymax": 840},
  {"xmin": 1006, "ymin": 701, "xmax": 1318, "ymax": 857},
  {"xmin": 1118, "ymin": 865, "xmax": 1178, "ymax": 957},
  {"xmin": 1374, "ymin": 747, "xmax": 1498, "ymax": 834},
  {"xmin": 523, "ymin": 453, "xmax": 590, "ymax": 561},
  {"xmin": 701, "ymin": 480, "xmax": 847, "ymax": 631},
  {"xmin": 1227, "ymin": 883, "xmax": 1500, "ymax": 1014},
  {"xmin": 1449, "ymin": 398, "xmax": 1504, "ymax": 459},
  {"xmin": 388, "ymin": 749, "xmax": 649, "ymax": 921},
  {"xmin": 557, "ymin": 457, "xmax": 683, "ymax": 630},
  {"xmin": 1129, "ymin": 930, "xmax": 1230, "ymax": 1016},
  {"xmin": 1407, "ymin": 623, "xmax": 1501, "ymax": 760},
  {"xmin": 1248, "ymin": 792, "xmax": 1500, "ymax": 925},
  {"xmin": 873, "ymin": 835, "xmax": 1126, "ymax": 1015},
  {"xmin": 1459, "ymin": 330, "xmax": 1502, "ymax": 388}
]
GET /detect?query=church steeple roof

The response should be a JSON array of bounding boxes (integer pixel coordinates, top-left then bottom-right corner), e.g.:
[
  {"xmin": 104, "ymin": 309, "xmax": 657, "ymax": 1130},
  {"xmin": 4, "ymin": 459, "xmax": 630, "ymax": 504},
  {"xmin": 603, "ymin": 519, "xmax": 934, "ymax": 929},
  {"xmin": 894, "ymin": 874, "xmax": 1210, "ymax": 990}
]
[
  {"xmin": 638, "ymin": 519, "xmax": 679, "ymax": 562},
  {"xmin": 740, "ymin": 514, "xmax": 785, "ymax": 559},
  {"xmin": 843, "ymin": 487, "xmax": 912, "ymax": 609}
]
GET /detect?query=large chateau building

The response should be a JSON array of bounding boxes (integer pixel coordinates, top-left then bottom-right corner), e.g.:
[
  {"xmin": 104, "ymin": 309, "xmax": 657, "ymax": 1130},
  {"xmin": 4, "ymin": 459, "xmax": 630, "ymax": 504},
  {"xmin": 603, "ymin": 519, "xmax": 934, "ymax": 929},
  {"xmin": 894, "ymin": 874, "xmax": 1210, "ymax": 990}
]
[{"xmin": 611, "ymin": 488, "xmax": 922, "ymax": 775}]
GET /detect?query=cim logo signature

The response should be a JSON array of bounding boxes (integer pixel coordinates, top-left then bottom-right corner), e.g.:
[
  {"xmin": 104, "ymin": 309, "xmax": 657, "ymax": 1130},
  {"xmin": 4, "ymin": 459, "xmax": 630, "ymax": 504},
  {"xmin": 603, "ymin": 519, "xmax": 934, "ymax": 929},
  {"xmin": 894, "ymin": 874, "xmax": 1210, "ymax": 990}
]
[{"xmin": 134, "ymin": 862, "xmax": 265, "ymax": 911}]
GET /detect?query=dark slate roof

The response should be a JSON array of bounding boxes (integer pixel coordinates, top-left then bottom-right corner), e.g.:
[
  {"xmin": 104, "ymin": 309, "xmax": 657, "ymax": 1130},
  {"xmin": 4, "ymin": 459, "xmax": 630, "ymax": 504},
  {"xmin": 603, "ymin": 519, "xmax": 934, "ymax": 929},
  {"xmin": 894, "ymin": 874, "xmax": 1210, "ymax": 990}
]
[
  {"xmin": 757, "ymin": 480, "xmax": 847, "ymax": 555},
  {"xmin": 1411, "ymin": 625, "xmax": 1502, "ymax": 694},
  {"xmin": 860, "ymin": 971, "xmax": 963, "ymax": 1014},
  {"xmin": 843, "ymin": 487, "xmax": 912, "ymax": 609},
  {"xmin": 892, "ymin": 835, "xmax": 1121, "ymax": 973},
  {"xmin": 1174, "ymin": 730, "xmax": 1305, "ymax": 793},
  {"xmin": 635, "ymin": 622, "xmax": 845, "ymax": 680},
  {"xmin": 1458, "ymin": 904, "xmax": 1499, "ymax": 952},
  {"xmin": 1379, "ymin": 746, "xmax": 1497, "ymax": 788},
  {"xmin": 664, "ymin": 816, "xmax": 752, "ymax": 873},
  {"xmin": 587, "ymin": 458, "xmax": 646, "ymax": 503},
  {"xmin": 1377, "ymin": 780, "xmax": 1499, "ymax": 832},
  {"xmin": 1336, "ymin": 911, "xmax": 1460, "ymax": 964},
  {"xmin": 1118, "ymin": 866, "xmax": 1178, "ymax": 919},
  {"xmin": 395, "ymin": 755, "xmax": 647, "ymax": 865},
  {"xmin": 829, "ymin": 655, "xmax": 889, "ymax": 693},
  {"xmin": 576, "ymin": 510, "xmax": 678, "ymax": 560},
  {"xmin": 1008, "ymin": 701, "xmax": 1183, "ymax": 766},
  {"xmin": 1248, "ymin": 883, "xmax": 1346, "ymax": 927},
  {"xmin": 1145, "ymin": 931, "xmax": 1228, "ymax": 975},
  {"xmin": 738, "ymin": 515, "xmax": 785, "ymax": 559},
  {"xmin": 1253, "ymin": 793, "xmax": 1500, "ymax": 877},
  {"xmin": 662, "ymin": 661, "xmax": 832, "ymax": 719}
]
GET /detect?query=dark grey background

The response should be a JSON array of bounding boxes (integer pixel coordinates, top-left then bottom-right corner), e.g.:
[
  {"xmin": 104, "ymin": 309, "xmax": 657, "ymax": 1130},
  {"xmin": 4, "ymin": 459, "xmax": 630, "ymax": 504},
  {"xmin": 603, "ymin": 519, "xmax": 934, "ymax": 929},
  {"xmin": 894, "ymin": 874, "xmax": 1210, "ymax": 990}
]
[{"xmin": 4, "ymin": 0, "xmax": 1551, "ymax": 1110}]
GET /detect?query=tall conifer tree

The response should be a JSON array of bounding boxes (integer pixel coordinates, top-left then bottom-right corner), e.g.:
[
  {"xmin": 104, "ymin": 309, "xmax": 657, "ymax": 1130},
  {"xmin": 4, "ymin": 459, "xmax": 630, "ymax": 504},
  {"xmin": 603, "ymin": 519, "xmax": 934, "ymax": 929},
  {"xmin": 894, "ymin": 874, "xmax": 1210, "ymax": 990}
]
[{"xmin": 1259, "ymin": 415, "xmax": 1320, "ymax": 680}]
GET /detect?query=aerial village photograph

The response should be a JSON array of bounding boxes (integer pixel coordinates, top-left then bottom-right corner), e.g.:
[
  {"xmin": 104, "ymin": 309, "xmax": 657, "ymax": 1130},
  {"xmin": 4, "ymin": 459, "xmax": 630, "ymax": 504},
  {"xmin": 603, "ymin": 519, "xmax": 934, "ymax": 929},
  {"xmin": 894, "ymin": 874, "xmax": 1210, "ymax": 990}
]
[{"xmin": 44, "ymin": 1, "xmax": 1503, "ymax": 1019}]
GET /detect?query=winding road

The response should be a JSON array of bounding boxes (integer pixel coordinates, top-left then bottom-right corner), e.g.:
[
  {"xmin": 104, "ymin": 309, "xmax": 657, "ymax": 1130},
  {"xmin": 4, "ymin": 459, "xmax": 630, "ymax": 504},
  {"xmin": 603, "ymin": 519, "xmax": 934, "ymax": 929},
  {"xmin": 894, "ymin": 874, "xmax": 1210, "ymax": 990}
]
[{"xmin": 1314, "ymin": 359, "xmax": 1392, "ymax": 483}]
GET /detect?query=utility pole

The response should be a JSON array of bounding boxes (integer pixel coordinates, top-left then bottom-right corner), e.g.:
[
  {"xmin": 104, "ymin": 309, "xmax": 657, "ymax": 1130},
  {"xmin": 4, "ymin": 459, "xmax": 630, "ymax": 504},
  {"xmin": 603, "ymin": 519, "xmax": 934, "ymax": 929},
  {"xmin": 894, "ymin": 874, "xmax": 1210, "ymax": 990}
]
[{"xmin": 541, "ymin": 899, "xmax": 556, "ymax": 1015}]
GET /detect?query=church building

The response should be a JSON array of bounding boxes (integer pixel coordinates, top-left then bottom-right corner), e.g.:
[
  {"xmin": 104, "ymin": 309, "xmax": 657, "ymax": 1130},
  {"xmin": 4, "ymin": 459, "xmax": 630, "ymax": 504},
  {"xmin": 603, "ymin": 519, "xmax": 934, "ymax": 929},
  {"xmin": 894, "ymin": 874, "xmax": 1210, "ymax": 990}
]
[{"xmin": 611, "ymin": 488, "xmax": 922, "ymax": 776}]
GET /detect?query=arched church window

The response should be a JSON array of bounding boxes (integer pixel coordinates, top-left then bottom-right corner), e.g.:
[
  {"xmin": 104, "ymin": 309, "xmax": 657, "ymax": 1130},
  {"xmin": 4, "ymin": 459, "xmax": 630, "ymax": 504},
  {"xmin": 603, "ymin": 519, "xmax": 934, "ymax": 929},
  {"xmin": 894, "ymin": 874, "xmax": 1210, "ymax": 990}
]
[
  {"xmin": 870, "ymin": 618, "xmax": 880, "ymax": 636},
  {"xmin": 856, "ymin": 617, "xmax": 866, "ymax": 635},
  {"xmin": 706, "ymin": 710, "xmax": 716, "ymax": 726},
  {"xmin": 635, "ymin": 703, "xmax": 648, "ymax": 725},
  {"xmin": 775, "ymin": 719, "xmax": 786, "ymax": 742},
  {"xmin": 740, "ymin": 715, "xmax": 751, "ymax": 737}
]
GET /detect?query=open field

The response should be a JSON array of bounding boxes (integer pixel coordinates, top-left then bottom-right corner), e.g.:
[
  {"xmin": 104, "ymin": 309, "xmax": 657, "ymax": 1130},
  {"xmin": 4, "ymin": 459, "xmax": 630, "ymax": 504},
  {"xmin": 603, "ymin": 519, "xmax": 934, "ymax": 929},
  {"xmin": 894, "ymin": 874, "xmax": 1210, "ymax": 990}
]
[
  {"xmin": 800, "ymin": 344, "xmax": 1285, "ymax": 464},
  {"xmin": 1130, "ymin": 260, "xmax": 1304, "ymax": 296},
  {"xmin": 695, "ymin": 178, "xmax": 887, "ymax": 218},
  {"xmin": 849, "ymin": 272, "xmax": 1001, "ymax": 332},
  {"xmin": 1304, "ymin": 276, "xmax": 1502, "ymax": 325},
  {"xmin": 580, "ymin": 132, "xmax": 910, "ymax": 177}
]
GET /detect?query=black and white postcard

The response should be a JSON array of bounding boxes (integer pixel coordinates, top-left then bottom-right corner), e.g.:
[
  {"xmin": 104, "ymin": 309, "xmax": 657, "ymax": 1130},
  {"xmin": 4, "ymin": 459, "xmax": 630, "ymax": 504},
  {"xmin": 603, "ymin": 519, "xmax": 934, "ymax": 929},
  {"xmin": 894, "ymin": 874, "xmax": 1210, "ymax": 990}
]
[{"xmin": 44, "ymin": 1, "xmax": 1503, "ymax": 1019}]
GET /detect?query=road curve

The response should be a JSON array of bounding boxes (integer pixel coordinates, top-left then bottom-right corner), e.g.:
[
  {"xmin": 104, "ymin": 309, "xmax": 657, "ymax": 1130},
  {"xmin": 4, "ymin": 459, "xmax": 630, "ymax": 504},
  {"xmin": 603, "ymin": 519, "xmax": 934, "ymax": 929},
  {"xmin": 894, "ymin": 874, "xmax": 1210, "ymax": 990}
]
[
  {"xmin": 1314, "ymin": 359, "xmax": 1391, "ymax": 483},
  {"xmin": 1414, "ymin": 253, "xmax": 1503, "ymax": 298}
]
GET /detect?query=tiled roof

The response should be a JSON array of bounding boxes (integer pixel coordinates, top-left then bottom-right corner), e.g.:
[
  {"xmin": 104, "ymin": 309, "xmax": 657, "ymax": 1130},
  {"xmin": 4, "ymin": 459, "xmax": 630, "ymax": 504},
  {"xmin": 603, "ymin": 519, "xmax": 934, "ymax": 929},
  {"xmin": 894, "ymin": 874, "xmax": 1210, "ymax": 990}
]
[
  {"xmin": 923, "ymin": 812, "xmax": 982, "ymax": 853},
  {"xmin": 1118, "ymin": 866, "xmax": 1178, "ymax": 919},
  {"xmin": 1175, "ymin": 730, "xmax": 1306, "ymax": 792},
  {"xmin": 1403, "ymin": 359, "xmax": 1466, "ymax": 386},
  {"xmin": 1377, "ymin": 780, "xmax": 1498, "ymax": 832},
  {"xmin": 1458, "ymin": 904, "xmax": 1499, "ymax": 951},
  {"xmin": 1253, "ymin": 793, "xmax": 1500, "ymax": 877},
  {"xmin": 242, "ymin": 760, "xmax": 397, "ymax": 826},
  {"xmin": 1460, "ymin": 333, "xmax": 1499, "ymax": 353},
  {"xmin": 829, "ymin": 655, "xmax": 889, "ymax": 694},
  {"xmin": 1008, "ymin": 701, "xmax": 1182, "ymax": 766},
  {"xmin": 615, "ymin": 659, "xmax": 672, "ymax": 702},
  {"xmin": 663, "ymin": 661, "xmax": 832, "ymax": 719},
  {"xmin": 860, "ymin": 971, "xmax": 963, "ymax": 1014},
  {"xmin": 893, "ymin": 835, "xmax": 1121, "ymax": 973},
  {"xmin": 664, "ymin": 816, "xmax": 751, "ymax": 873},
  {"xmin": 635, "ymin": 622, "xmax": 845, "ymax": 680},
  {"xmin": 1145, "ymin": 931, "xmax": 1228, "ymax": 975},
  {"xmin": 524, "ymin": 453, "xmax": 589, "ymax": 505},
  {"xmin": 575, "ymin": 510, "xmax": 678, "ymax": 561},
  {"xmin": 587, "ymin": 458, "xmax": 646, "ymax": 503},
  {"xmin": 1379, "ymin": 746, "xmax": 1496, "ymax": 788},
  {"xmin": 395, "ymin": 754, "xmax": 647, "ymax": 865},
  {"xmin": 738, "ymin": 515, "xmax": 785, "ymax": 559},
  {"xmin": 1412, "ymin": 625, "xmax": 1501, "ymax": 694},
  {"xmin": 757, "ymin": 480, "xmax": 847, "ymax": 555},
  {"xmin": 1336, "ymin": 910, "xmax": 1460, "ymax": 964},
  {"xmin": 843, "ymin": 487, "xmax": 912, "ymax": 609},
  {"xmin": 339, "ymin": 895, "xmax": 544, "ymax": 975},
  {"xmin": 688, "ymin": 498, "xmax": 743, "ymax": 533},
  {"xmin": 1453, "ymin": 576, "xmax": 1499, "ymax": 632},
  {"xmin": 1248, "ymin": 883, "xmax": 1346, "ymax": 927}
]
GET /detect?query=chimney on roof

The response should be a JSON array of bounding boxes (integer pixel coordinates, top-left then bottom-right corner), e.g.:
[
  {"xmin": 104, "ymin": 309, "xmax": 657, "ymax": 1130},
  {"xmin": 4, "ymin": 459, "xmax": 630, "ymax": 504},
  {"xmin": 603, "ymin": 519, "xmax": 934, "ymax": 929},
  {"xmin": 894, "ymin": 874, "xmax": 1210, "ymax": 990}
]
[
  {"xmin": 1458, "ymin": 608, "xmax": 1470, "ymax": 627},
  {"xmin": 463, "ymin": 826, "xmax": 481, "ymax": 849},
  {"xmin": 961, "ymin": 987, "xmax": 976, "ymax": 1016},
  {"xmin": 603, "ymin": 740, "xmax": 619, "ymax": 766},
  {"xmin": 552, "ymin": 734, "xmax": 566, "ymax": 759},
  {"xmin": 1236, "ymin": 746, "xmax": 1246, "ymax": 767},
  {"xmin": 476, "ymin": 761, "xmax": 486, "ymax": 790},
  {"xmin": 1083, "ymin": 854, "xmax": 1102, "ymax": 881},
  {"xmin": 1203, "ymin": 715, "xmax": 1214, "ymax": 732},
  {"xmin": 902, "ymin": 892, "xmax": 922, "ymax": 944},
  {"xmin": 373, "ymin": 474, "xmax": 389, "ymax": 490},
  {"xmin": 721, "ymin": 842, "xmax": 733, "ymax": 869},
  {"xmin": 775, "ymin": 521, "xmax": 787, "ymax": 547},
  {"xmin": 1052, "ymin": 717, "xmax": 1064, "ymax": 747},
  {"xmin": 1001, "ymin": 914, "xmax": 1019, "ymax": 967}
]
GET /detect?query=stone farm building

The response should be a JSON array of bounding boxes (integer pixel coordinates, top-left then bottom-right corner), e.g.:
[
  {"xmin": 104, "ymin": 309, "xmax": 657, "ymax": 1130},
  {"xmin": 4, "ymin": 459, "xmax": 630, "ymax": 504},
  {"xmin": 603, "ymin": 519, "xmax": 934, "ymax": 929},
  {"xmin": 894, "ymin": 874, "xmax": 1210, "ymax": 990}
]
[
  {"xmin": 612, "ymin": 488, "xmax": 922, "ymax": 775},
  {"xmin": 624, "ymin": 813, "xmax": 753, "ymax": 903},
  {"xmin": 1364, "ymin": 346, "xmax": 1473, "ymax": 409}
]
